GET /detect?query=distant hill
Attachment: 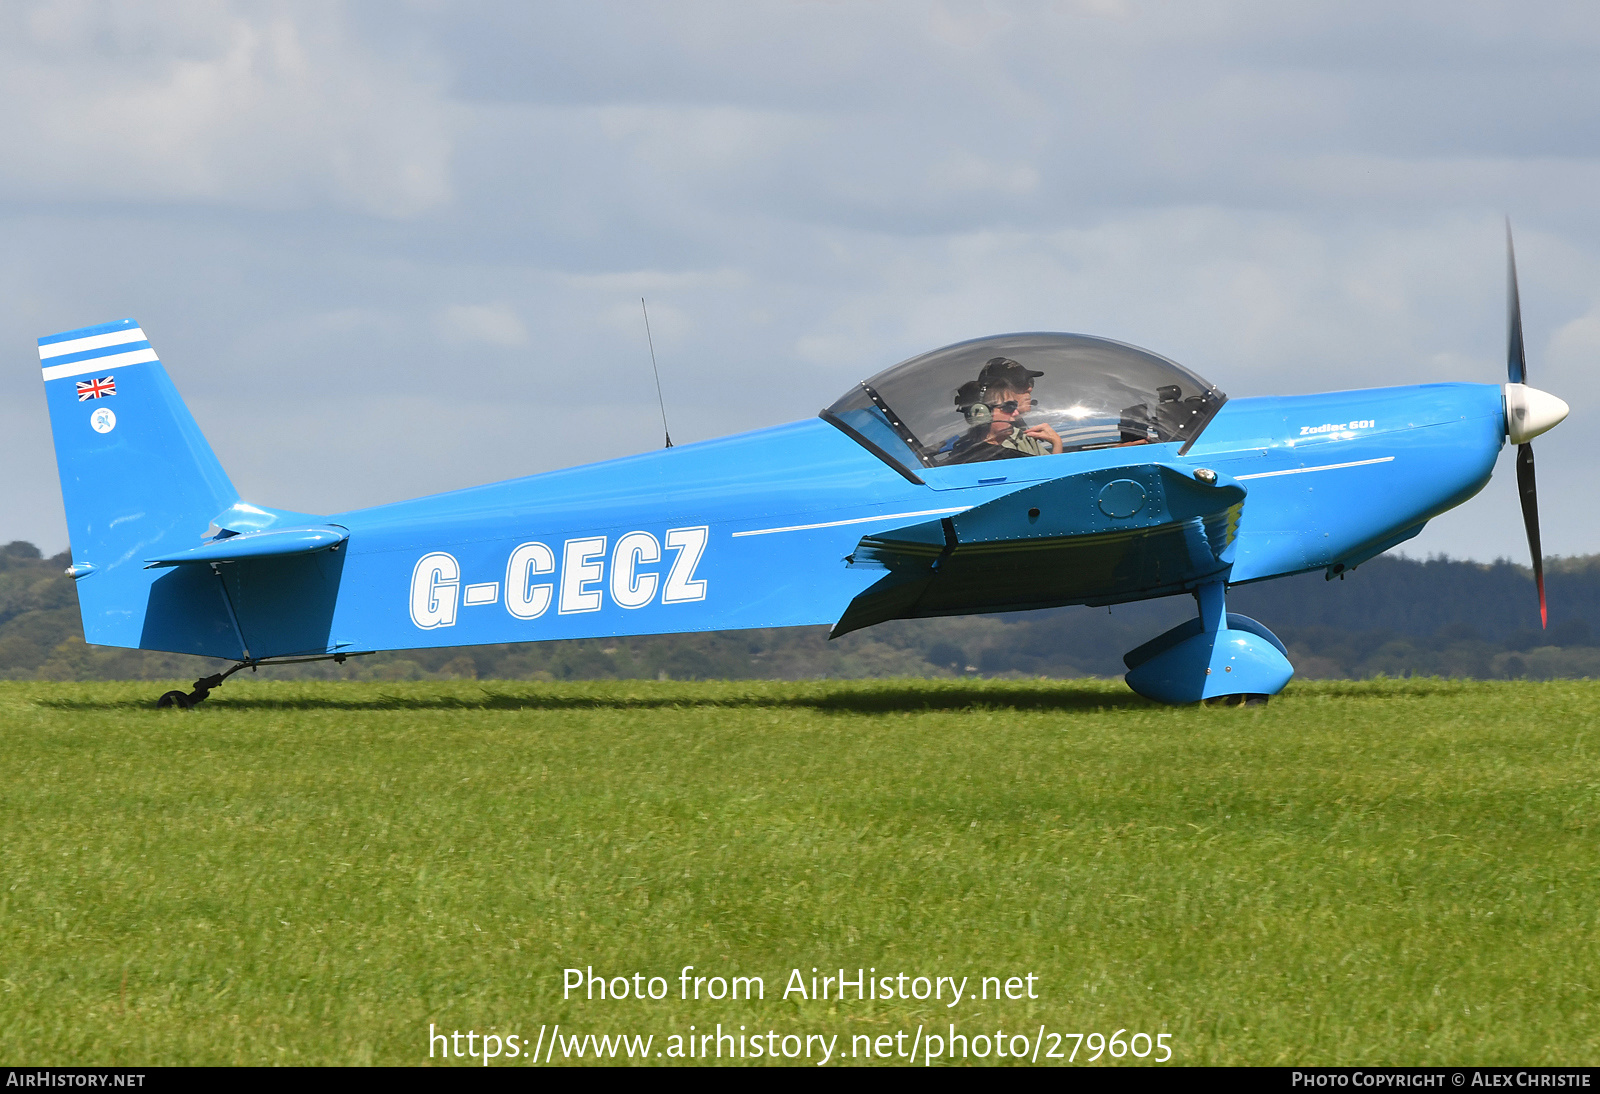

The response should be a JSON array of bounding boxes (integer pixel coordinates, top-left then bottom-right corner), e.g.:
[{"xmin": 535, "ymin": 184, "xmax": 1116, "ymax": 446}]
[{"xmin": 2, "ymin": 539, "xmax": 1596, "ymax": 682}]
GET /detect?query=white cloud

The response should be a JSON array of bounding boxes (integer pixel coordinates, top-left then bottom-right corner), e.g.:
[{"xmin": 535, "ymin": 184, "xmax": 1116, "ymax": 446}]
[
  {"xmin": 560, "ymin": 268, "xmax": 748, "ymax": 294},
  {"xmin": 5, "ymin": 0, "xmax": 1600, "ymax": 564},
  {"xmin": 436, "ymin": 304, "xmax": 529, "ymax": 348},
  {"xmin": 927, "ymin": 4, "xmax": 1016, "ymax": 49},
  {"xmin": 928, "ymin": 152, "xmax": 1040, "ymax": 197},
  {"xmin": 0, "ymin": 1, "xmax": 451, "ymax": 217},
  {"xmin": 1549, "ymin": 310, "xmax": 1600, "ymax": 366}
]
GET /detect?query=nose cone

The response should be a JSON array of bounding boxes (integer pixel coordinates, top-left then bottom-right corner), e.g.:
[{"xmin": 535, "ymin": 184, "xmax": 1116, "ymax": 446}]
[{"xmin": 1504, "ymin": 383, "xmax": 1570, "ymax": 444}]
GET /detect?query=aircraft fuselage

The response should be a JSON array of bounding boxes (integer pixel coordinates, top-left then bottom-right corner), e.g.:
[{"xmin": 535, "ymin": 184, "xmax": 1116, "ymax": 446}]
[{"xmin": 264, "ymin": 380, "xmax": 1505, "ymax": 660}]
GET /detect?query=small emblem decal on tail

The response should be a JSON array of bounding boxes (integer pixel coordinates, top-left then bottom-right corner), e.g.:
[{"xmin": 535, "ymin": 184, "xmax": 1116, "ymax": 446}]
[
  {"xmin": 89, "ymin": 407, "xmax": 116, "ymax": 433},
  {"xmin": 76, "ymin": 376, "xmax": 116, "ymax": 400}
]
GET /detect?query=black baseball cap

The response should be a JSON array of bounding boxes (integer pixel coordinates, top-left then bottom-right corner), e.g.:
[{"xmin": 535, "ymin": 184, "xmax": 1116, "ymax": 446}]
[{"xmin": 977, "ymin": 357, "xmax": 1043, "ymax": 389}]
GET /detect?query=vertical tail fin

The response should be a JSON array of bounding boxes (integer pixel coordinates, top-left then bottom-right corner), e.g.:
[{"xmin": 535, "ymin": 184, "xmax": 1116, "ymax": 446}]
[{"xmin": 40, "ymin": 319, "xmax": 242, "ymax": 652}]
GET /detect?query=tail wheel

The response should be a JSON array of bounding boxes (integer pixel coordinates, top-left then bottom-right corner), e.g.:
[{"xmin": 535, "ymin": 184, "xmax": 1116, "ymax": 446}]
[{"xmin": 156, "ymin": 690, "xmax": 193, "ymax": 710}]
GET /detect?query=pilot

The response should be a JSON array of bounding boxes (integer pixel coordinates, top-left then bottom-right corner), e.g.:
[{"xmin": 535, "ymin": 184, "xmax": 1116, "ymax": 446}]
[
  {"xmin": 946, "ymin": 369, "xmax": 1064, "ymax": 462},
  {"xmin": 978, "ymin": 355, "xmax": 1060, "ymax": 448}
]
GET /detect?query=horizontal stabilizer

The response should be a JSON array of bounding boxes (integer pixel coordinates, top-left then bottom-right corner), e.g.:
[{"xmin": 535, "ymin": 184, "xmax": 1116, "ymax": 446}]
[
  {"xmin": 831, "ymin": 461, "xmax": 1245, "ymax": 637},
  {"xmin": 145, "ymin": 526, "xmax": 348, "ymax": 568}
]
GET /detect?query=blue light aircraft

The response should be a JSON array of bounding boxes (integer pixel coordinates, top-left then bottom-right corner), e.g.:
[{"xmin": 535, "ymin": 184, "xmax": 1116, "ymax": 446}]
[{"xmin": 38, "ymin": 229, "xmax": 1568, "ymax": 708}]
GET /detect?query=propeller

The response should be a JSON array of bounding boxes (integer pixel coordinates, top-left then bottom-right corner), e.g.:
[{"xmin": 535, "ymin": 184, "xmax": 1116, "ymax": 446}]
[{"xmin": 1503, "ymin": 221, "xmax": 1570, "ymax": 629}]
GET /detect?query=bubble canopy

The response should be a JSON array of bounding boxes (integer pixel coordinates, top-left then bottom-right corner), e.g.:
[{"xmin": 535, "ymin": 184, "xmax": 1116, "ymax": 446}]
[{"xmin": 822, "ymin": 332, "xmax": 1226, "ymax": 473}]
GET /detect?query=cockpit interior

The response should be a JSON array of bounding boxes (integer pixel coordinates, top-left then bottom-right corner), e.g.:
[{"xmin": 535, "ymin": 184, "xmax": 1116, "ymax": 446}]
[{"xmin": 822, "ymin": 332, "xmax": 1227, "ymax": 477}]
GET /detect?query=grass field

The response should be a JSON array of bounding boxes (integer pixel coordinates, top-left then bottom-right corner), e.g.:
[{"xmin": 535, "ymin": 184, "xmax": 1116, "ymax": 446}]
[{"xmin": 1, "ymin": 677, "xmax": 1595, "ymax": 1066}]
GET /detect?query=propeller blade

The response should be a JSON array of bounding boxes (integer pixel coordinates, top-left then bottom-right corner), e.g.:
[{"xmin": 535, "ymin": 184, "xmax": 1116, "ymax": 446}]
[
  {"xmin": 1507, "ymin": 219, "xmax": 1527, "ymax": 385},
  {"xmin": 1515, "ymin": 441, "xmax": 1546, "ymax": 628}
]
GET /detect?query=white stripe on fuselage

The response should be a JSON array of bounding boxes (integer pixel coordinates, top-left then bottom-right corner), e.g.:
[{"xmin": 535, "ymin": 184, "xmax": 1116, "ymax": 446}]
[
  {"xmin": 1234, "ymin": 456, "xmax": 1394, "ymax": 480},
  {"xmin": 734, "ymin": 460, "xmax": 1395, "ymax": 538},
  {"xmin": 732, "ymin": 506, "xmax": 969, "ymax": 538}
]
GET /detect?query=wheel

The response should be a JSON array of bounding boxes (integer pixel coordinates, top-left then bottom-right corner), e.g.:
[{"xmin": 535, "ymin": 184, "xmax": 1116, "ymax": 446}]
[
  {"xmin": 1204, "ymin": 693, "xmax": 1269, "ymax": 708},
  {"xmin": 156, "ymin": 690, "xmax": 193, "ymax": 710}
]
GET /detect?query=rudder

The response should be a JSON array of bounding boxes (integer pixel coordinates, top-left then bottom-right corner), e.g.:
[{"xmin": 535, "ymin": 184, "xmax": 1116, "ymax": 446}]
[{"xmin": 40, "ymin": 319, "xmax": 242, "ymax": 653}]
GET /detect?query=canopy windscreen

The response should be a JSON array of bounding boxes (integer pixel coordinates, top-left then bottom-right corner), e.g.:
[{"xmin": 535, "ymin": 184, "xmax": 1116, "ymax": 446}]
[{"xmin": 825, "ymin": 332, "xmax": 1226, "ymax": 468}]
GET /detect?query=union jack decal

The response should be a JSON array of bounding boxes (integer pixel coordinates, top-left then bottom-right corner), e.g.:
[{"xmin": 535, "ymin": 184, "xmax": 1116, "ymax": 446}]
[{"xmin": 76, "ymin": 376, "xmax": 115, "ymax": 401}]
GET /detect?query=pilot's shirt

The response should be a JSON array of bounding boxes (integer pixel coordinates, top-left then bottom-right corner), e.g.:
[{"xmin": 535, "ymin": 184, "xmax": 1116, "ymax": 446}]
[
  {"xmin": 997, "ymin": 423, "xmax": 1050, "ymax": 456},
  {"xmin": 945, "ymin": 423, "xmax": 1050, "ymax": 462}
]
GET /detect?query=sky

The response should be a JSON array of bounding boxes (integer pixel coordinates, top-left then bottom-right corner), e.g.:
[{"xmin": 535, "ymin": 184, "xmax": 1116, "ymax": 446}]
[{"xmin": 2, "ymin": 0, "xmax": 1597, "ymax": 563}]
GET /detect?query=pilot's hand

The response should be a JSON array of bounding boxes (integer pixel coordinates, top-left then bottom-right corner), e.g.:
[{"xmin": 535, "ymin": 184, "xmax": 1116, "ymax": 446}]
[{"xmin": 1025, "ymin": 423, "xmax": 1064, "ymax": 454}]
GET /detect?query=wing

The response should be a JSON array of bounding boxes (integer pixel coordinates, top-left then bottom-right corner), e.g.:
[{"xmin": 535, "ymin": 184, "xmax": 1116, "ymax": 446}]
[{"xmin": 830, "ymin": 461, "xmax": 1245, "ymax": 637}]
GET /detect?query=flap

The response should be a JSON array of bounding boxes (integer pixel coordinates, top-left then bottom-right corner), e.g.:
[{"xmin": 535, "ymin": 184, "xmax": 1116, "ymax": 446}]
[{"xmin": 144, "ymin": 526, "xmax": 349, "ymax": 568}]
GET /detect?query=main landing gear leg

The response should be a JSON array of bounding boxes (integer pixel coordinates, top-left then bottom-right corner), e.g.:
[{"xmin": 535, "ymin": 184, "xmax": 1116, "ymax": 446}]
[{"xmin": 1121, "ymin": 580, "xmax": 1295, "ymax": 705}]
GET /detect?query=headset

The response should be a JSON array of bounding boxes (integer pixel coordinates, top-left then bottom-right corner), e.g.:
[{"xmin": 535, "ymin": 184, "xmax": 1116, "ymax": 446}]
[{"xmin": 961, "ymin": 399, "xmax": 1023, "ymax": 427}]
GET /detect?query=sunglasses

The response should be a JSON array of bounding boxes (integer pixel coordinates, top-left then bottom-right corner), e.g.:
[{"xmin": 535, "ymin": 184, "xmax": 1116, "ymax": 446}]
[{"xmin": 984, "ymin": 401, "xmax": 1023, "ymax": 414}]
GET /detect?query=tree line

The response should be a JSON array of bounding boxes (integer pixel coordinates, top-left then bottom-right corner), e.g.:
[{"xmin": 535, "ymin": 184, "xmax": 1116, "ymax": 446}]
[{"xmin": 2, "ymin": 539, "xmax": 1596, "ymax": 682}]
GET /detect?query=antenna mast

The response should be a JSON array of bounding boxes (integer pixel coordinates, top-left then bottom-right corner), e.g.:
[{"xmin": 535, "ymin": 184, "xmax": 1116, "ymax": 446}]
[{"xmin": 641, "ymin": 297, "xmax": 673, "ymax": 448}]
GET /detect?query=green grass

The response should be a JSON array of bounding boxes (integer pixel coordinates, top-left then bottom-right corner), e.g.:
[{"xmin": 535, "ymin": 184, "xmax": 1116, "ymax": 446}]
[{"xmin": 1, "ymin": 677, "xmax": 1596, "ymax": 1066}]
